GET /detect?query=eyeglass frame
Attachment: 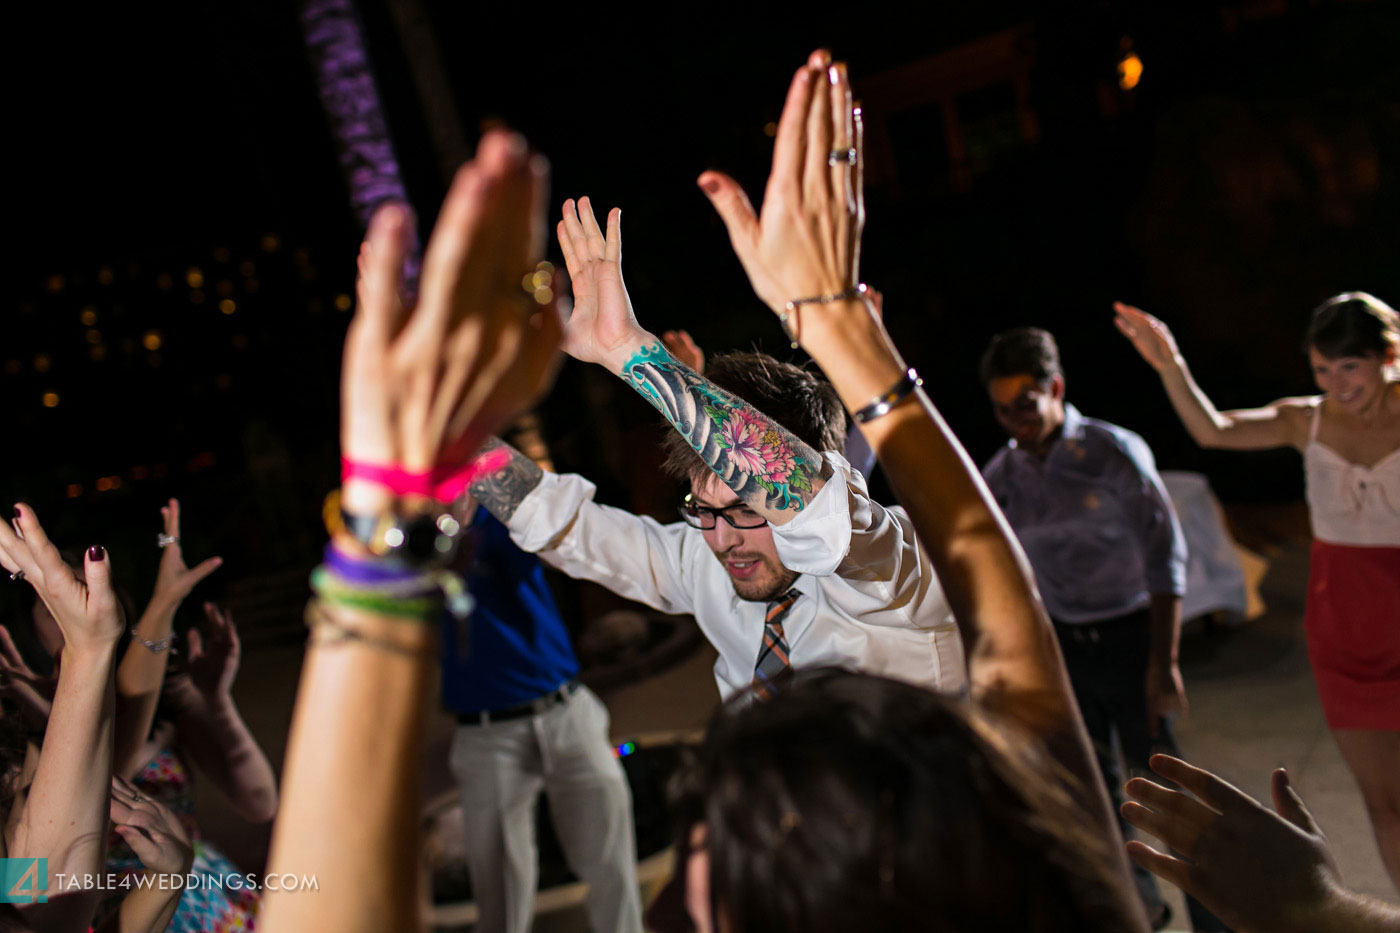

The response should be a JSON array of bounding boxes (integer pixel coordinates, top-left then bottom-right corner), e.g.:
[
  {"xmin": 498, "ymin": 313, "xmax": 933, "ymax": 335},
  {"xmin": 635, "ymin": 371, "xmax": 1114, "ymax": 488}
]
[{"xmin": 677, "ymin": 494, "xmax": 769, "ymax": 530}]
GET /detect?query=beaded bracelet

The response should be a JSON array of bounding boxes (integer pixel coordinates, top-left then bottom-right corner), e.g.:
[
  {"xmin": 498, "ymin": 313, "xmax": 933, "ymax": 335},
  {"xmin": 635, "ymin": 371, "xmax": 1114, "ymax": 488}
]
[{"xmin": 131, "ymin": 628, "xmax": 177, "ymax": 654}]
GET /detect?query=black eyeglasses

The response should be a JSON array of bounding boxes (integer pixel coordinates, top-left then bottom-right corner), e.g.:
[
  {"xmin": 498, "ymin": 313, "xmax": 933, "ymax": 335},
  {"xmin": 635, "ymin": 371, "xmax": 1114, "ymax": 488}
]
[{"xmin": 678, "ymin": 495, "xmax": 768, "ymax": 530}]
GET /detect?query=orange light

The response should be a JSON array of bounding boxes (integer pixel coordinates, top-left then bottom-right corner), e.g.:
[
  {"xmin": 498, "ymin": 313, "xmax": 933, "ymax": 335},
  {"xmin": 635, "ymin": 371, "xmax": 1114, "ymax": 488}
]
[
  {"xmin": 186, "ymin": 268, "xmax": 204, "ymax": 289},
  {"xmin": 41, "ymin": 392, "xmax": 59, "ymax": 408},
  {"xmin": 143, "ymin": 331, "xmax": 163, "ymax": 351},
  {"xmin": 80, "ymin": 307, "xmax": 98, "ymax": 326},
  {"xmin": 763, "ymin": 122, "xmax": 778, "ymax": 137},
  {"xmin": 156, "ymin": 272, "xmax": 174, "ymax": 290},
  {"xmin": 261, "ymin": 233, "xmax": 280, "ymax": 252},
  {"xmin": 219, "ymin": 299, "xmax": 236, "ymax": 315},
  {"xmin": 1118, "ymin": 52, "xmax": 1143, "ymax": 91},
  {"xmin": 86, "ymin": 329, "xmax": 102, "ymax": 345},
  {"xmin": 33, "ymin": 354, "xmax": 51, "ymax": 373},
  {"xmin": 130, "ymin": 465, "xmax": 149, "ymax": 480},
  {"xmin": 46, "ymin": 275, "xmax": 64, "ymax": 293},
  {"xmin": 97, "ymin": 266, "xmax": 114, "ymax": 285},
  {"xmin": 66, "ymin": 484, "xmax": 83, "ymax": 498},
  {"xmin": 334, "ymin": 293, "xmax": 352, "ymax": 311}
]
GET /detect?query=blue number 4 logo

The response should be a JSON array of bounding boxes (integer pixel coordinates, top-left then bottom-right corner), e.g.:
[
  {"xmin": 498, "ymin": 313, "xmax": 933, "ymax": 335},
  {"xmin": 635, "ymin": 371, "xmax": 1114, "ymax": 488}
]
[{"xmin": 0, "ymin": 858, "xmax": 47, "ymax": 904}]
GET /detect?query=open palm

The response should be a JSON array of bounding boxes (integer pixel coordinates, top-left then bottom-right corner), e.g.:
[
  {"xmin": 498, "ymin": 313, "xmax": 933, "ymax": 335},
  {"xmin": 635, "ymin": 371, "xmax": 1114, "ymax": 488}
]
[
  {"xmin": 556, "ymin": 197, "xmax": 645, "ymax": 372},
  {"xmin": 1114, "ymin": 302, "xmax": 1181, "ymax": 373}
]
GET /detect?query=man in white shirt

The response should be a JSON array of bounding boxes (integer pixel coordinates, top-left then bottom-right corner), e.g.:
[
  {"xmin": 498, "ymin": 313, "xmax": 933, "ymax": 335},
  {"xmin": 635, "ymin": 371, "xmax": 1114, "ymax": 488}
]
[{"xmin": 467, "ymin": 198, "xmax": 964, "ymax": 700}]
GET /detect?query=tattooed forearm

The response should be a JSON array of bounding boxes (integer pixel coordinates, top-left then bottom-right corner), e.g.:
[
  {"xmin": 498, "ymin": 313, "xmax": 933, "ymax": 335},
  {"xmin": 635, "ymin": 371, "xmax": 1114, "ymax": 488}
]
[
  {"xmin": 468, "ymin": 437, "xmax": 544, "ymax": 522},
  {"xmin": 620, "ymin": 343, "xmax": 827, "ymax": 515}
]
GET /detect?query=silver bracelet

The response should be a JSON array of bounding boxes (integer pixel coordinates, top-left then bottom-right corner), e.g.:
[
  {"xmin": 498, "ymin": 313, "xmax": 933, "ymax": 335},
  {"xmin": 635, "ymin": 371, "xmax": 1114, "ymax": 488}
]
[
  {"xmin": 131, "ymin": 629, "xmax": 177, "ymax": 653},
  {"xmin": 778, "ymin": 284, "xmax": 868, "ymax": 348},
  {"xmin": 852, "ymin": 368, "xmax": 923, "ymax": 424}
]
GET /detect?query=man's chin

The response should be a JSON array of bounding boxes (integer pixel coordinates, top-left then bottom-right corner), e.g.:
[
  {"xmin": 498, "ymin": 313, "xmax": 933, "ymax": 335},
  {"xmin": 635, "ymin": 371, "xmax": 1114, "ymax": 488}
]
[{"xmin": 728, "ymin": 569, "xmax": 800, "ymax": 603}]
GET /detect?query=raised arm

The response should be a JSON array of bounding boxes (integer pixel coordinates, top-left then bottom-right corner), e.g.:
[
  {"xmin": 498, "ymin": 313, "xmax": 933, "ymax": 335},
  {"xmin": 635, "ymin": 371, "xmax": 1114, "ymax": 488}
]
[
  {"xmin": 1113, "ymin": 302, "xmax": 1311, "ymax": 450},
  {"xmin": 700, "ymin": 49, "xmax": 1144, "ymax": 927},
  {"xmin": 554, "ymin": 197, "xmax": 827, "ymax": 523},
  {"xmin": 164, "ymin": 604, "xmax": 277, "ymax": 822},
  {"xmin": 261, "ymin": 129, "xmax": 561, "ymax": 933},
  {"xmin": 0, "ymin": 507, "xmax": 124, "ymax": 931},
  {"xmin": 114, "ymin": 499, "xmax": 222, "ymax": 779}
]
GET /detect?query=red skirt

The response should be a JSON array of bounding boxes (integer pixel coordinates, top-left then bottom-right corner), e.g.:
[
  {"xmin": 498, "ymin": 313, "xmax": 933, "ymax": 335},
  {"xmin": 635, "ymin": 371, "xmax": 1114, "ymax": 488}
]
[{"xmin": 1305, "ymin": 540, "xmax": 1400, "ymax": 730}]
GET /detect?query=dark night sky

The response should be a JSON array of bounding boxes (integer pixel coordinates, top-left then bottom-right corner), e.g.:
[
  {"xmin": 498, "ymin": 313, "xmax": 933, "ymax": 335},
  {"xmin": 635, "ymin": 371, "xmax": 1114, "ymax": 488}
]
[{"xmin": 4, "ymin": 1, "xmax": 1399, "ymax": 586}]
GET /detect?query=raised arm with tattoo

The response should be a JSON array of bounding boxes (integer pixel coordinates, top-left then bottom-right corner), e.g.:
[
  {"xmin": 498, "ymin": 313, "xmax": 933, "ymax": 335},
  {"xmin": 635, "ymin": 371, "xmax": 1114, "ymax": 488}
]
[{"xmin": 552, "ymin": 197, "xmax": 827, "ymax": 523}]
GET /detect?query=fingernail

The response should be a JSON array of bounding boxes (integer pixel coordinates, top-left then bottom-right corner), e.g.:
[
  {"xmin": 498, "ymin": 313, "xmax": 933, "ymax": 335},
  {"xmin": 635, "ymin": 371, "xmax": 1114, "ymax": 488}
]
[
  {"xmin": 88, "ymin": 545, "xmax": 105, "ymax": 562},
  {"xmin": 699, "ymin": 177, "xmax": 719, "ymax": 195}
]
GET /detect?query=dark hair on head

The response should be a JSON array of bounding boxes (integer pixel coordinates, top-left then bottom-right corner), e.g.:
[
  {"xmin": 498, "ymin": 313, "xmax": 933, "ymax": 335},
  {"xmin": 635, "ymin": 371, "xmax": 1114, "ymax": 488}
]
[
  {"xmin": 1303, "ymin": 292, "xmax": 1400, "ymax": 361},
  {"xmin": 671, "ymin": 669, "xmax": 1129, "ymax": 933},
  {"xmin": 979, "ymin": 327, "xmax": 1063, "ymax": 386},
  {"xmin": 659, "ymin": 352, "xmax": 846, "ymax": 489}
]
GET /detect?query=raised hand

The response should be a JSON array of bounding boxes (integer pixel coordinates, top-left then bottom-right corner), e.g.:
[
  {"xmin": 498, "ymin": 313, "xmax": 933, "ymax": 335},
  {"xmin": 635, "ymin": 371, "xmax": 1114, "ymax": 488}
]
[
  {"xmin": 342, "ymin": 130, "xmax": 562, "ymax": 514},
  {"xmin": 556, "ymin": 197, "xmax": 647, "ymax": 373},
  {"xmin": 661, "ymin": 329, "xmax": 705, "ymax": 374},
  {"xmin": 150, "ymin": 499, "xmax": 222, "ymax": 612},
  {"xmin": 0, "ymin": 504, "xmax": 122, "ymax": 657},
  {"xmin": 699, "ymin": 49, "xmax": 864, "ymax": 318},
  {"xmin": 110, "ymin": 775, "xmax": 194, "ymax": 876},
  {"xmin": 185, "ymin": 602, "xmax": 240, "ymax": 701},
  {"xmin": 1122, "ymin": 754, "xmax": 1342, "ymax": 933},
  {"xmin": 1113, "ymin": 302, "xmax": 1182, "ymax": 373}
]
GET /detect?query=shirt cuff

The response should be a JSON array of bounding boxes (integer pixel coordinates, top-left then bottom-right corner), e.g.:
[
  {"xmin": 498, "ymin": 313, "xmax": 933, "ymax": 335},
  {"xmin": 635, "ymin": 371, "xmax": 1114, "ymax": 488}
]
[
  {"xmin": 770, "ymin": 452, "xmax": 854, "ymax": 577},
  {"xmin": 505, "ymin": 471, "xmax": 597, "ymax": 553}
]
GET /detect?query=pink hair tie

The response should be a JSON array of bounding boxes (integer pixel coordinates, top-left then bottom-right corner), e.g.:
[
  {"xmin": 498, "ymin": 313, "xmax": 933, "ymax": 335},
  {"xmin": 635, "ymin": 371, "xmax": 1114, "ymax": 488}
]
[{"xmin": 341, "ymin": 446, "xmax": 513, "ymax": 503}]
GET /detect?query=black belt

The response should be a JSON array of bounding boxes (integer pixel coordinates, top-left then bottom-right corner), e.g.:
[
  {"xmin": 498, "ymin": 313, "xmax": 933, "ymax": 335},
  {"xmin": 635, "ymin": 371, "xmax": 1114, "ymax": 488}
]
[
  {"xmin": 457, "ymin": 680, "xmax": 580, "ymax": 726},
  {"xmin": 1052, "ymin": 607, "xmax": 1150, "ymax": 643}
]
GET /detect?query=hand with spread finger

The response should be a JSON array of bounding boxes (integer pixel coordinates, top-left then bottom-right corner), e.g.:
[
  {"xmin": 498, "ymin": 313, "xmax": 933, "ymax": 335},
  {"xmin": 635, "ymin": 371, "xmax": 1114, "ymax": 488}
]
[
  {"xmin": 1121, "ymin": 754, "xmax": 1398, "ymax": 933},
  {"xmin": 699, "ymin": 49, "xmax": 868, "ymax": 330},
  {"xmin": 149, "ymin": 499, "xmax": 223, "ymax": 614}
]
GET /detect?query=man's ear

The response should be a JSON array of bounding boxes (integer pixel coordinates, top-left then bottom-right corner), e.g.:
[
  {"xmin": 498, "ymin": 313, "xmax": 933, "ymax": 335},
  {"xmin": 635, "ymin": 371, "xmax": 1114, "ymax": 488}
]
[{"xmin": 1048, "ymin": 372, "xmax": 1066, "ymax": 401}]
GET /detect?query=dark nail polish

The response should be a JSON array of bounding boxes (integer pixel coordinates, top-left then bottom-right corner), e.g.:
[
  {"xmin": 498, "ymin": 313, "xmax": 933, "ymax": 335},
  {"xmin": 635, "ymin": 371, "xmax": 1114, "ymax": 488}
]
[{"xmin": 88, "ymin": 545, "xmax": 105, "ymax": 562}]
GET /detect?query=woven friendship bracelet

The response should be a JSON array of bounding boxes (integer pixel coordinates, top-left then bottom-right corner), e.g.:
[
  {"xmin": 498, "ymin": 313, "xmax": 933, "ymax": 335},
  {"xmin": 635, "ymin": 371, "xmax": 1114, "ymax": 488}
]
[
  {"xmin": 310, "ymin": 566, "xmax": 444, "ymax": 621},
  {"xmin": 304, "ymin": 600, "xmax": 437, "ymax": 659}
]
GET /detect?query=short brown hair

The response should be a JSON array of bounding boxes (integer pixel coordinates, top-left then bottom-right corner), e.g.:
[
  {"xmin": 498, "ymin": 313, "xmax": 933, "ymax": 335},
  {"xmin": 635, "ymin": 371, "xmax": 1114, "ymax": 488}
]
[
  {"xmin": 979, "ymin": 327, "xmax": 1063, "ymax": 385},
  {"xmin": 660, "ymin": 352, "xmax": 846, "ymax": 488},
  {"xmin": 1304, "ymin": 292, "xmax": 1400, "ymax": 360}
]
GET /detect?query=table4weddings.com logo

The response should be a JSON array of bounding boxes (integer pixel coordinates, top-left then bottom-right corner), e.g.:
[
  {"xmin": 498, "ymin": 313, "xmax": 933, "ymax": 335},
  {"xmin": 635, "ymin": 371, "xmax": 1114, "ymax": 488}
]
[{"xmin": 1, "ymin": 858, "xmax": 319, "ymax": 903}]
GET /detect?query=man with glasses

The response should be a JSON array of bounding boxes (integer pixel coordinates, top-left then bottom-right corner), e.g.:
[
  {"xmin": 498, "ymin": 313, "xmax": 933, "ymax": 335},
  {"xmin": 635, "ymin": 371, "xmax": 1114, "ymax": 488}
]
[
  {"xmin": 468, "ymin": 347, "xmax": 964, "ymax": 702},
  {"xmin": 979, "ymin": 327, "xmax": 1224, "ymax": 933}
]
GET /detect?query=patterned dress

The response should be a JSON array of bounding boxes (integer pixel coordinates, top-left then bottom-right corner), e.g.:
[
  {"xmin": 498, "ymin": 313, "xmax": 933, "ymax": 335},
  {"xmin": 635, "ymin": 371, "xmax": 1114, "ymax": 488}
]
[{"xmin": 102, "ymin": 746, "xmax": 260, "ymax": 932}]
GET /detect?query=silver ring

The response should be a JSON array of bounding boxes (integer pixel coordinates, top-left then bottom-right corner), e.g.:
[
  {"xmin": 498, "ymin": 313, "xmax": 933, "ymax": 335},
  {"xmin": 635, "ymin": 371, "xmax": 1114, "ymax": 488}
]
[
  {"xmin": 827, "ymin": 148, "xmax": 858, "ymax": 166},
  {"xmin": 8, "ymin": 571, "xmax": 23, "ymax": 582},
  {"xmin": 157, "ymin": 533, "xmax": 178, "ymax": 548}
]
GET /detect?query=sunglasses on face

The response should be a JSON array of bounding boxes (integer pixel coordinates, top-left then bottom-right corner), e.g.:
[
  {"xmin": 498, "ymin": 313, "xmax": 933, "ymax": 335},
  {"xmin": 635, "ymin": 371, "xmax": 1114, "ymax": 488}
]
[{"xmin": 678, "ymin": 495, "xmax": 768, "ymax": 530}]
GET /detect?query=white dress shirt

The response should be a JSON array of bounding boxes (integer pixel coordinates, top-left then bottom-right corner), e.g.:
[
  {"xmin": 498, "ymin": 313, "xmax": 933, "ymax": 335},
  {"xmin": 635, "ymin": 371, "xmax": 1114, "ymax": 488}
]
[{"xmin": 504, "ymin": 452, "xmax": 967, "ymax": 700}]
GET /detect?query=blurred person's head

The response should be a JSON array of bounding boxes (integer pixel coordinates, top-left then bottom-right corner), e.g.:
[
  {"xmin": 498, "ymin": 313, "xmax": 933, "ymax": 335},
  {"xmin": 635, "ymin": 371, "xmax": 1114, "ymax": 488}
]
[
  {"xmin": 980, "ymin": 328, "xmax": 1066, "ymax": 455},
  {"xmin": 661, "ymin": 352, "xmax": 845, "ymax": 603},
  {"xmin": 1303, "ymin": 292, "xmax": 1399, "ymax": 412},
  {"xmin": 670, "ymin": 670, "xmax": 1128, "ymax": 933}
]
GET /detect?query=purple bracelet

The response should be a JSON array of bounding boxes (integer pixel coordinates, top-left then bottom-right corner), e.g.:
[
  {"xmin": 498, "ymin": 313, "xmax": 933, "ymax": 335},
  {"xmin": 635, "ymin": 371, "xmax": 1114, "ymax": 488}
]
[{"xmin": 322, "ymin": 544, "xmax": 426, "ymax": 584}]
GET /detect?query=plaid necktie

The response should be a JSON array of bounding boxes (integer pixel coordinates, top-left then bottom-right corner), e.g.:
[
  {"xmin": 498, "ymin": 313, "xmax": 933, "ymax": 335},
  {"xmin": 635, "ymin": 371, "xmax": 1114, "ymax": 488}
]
[{"xmin": 752, "ymin": 589, "xmax": 801, "ymax": 700}]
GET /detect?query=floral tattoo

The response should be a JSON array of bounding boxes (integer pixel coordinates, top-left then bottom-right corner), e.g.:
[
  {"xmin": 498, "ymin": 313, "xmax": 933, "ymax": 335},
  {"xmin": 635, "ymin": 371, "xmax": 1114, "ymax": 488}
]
[{"xmin": 621, "ymin": 343, "xmax": 824, "ymax": 512}]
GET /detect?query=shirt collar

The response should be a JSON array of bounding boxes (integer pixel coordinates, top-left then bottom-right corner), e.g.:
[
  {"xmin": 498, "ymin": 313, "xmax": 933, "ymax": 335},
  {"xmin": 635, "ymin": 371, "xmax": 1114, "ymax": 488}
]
[{"xmin": 1007, "ymin": 402, "xmax": 1084, "ymax": 458}]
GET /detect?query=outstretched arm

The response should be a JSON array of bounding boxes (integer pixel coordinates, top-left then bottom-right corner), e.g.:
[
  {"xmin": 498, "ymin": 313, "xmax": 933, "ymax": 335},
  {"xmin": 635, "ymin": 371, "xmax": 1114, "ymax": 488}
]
[
  {"xmin": 701, "ymin": 49, "xmax": 1145, "ymax": 929},
  {"xmin": 554, "ymin": 197, "xmax": 827, "ymax": 523},
  {"xmin": 1113, "ymin": 302, "xmax": 1310, "ymax": 450}
]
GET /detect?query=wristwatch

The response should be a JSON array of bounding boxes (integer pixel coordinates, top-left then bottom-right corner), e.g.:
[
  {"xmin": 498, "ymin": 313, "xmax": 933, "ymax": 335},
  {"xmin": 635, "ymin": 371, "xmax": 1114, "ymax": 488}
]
[{"xmin": 326, "ymin": 492, "xmax": 465, "ymax": 566}]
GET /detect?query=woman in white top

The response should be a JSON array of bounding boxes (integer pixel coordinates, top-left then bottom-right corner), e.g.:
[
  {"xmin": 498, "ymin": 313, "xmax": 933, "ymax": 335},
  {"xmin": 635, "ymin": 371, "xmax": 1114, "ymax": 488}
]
[{"xmin": 1114, "ymin": 292, "xmax": 1400, "ymax": 890}]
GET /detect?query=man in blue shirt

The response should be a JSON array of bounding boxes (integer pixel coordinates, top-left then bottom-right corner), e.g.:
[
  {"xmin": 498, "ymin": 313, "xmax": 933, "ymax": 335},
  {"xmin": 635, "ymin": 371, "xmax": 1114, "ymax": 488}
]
[
  {"xmin": 979, "ymin": 328, "xmax": 1225, "ymax": 933},
  {"xmin": 442, "ymin": 506, "xmax": 642, "ymax": 933}
]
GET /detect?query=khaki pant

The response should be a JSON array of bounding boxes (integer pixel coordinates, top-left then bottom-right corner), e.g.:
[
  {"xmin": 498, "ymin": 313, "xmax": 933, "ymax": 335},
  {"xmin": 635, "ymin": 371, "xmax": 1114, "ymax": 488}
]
[{"xmin": 448, "ymin": 685, "xmax": 643, "ymax": 933}]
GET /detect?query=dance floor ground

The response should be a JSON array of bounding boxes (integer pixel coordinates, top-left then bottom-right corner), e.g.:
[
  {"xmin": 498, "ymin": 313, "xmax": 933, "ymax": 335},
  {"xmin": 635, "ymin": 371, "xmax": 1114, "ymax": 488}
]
[{"xmin": 200, "ymin": 501, "xmax": 1395, "ymax": 931}]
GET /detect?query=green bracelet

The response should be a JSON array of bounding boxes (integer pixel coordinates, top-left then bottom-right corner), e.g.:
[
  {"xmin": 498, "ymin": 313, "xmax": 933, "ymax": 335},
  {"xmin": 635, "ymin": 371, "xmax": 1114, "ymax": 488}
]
[{"xmin": 310, "ymin": 567, "xmax": 443, "ymax": 621}]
